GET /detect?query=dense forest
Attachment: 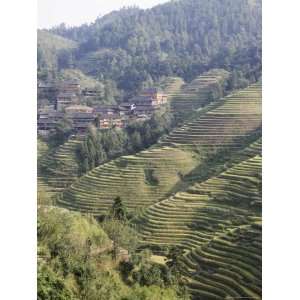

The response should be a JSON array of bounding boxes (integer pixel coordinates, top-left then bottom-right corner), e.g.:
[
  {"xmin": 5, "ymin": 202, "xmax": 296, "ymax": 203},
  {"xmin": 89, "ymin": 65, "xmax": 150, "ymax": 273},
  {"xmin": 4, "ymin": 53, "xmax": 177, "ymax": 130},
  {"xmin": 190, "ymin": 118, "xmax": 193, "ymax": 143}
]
[{"xmin": 38, "ymin": 0, "xmax": 261, "ymax": 99}]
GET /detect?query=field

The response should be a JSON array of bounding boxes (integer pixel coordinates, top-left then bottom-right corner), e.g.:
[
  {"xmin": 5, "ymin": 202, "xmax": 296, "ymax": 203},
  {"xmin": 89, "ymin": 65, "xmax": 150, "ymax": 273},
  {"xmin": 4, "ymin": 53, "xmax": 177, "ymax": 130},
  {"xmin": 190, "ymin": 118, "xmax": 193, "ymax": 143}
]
[
  {"xmin": 139, "ymin": 143, "xmax": 262, "ymax": 299},
  {"xmin": 39, "ymin": 76, "xmax": 262, "ymax": 300},
  {"xmin": 163, "ymin": 82, "xmax": 262, "ymax": 148},
  {"xmin": 38, "ymin": 137, "xmax": 83, "ymax": 202},
  {"xmin": 58, "ymin": 146, "xmax": 198, "ymax": 214},
  {"xmin": 57, "ymin": 71, "xmax": 235, "ymax": 215},
  {"xmin": 170, "ymin": 69, "xmax": 230, "ymax": 113}
]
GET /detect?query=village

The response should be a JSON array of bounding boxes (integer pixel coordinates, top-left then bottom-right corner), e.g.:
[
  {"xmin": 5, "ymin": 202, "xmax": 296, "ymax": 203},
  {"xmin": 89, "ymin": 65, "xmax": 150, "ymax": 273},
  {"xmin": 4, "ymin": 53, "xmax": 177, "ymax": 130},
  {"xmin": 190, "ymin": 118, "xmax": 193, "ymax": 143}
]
[{"xmin": 37, "ymin": 80, "xmax": 168, "ymax": 136}]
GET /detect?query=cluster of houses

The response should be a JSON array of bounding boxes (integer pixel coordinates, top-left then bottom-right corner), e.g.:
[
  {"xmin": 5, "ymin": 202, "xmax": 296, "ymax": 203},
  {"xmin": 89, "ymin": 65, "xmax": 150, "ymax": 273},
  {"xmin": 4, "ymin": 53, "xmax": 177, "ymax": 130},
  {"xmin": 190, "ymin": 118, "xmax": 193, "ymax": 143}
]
[{"xmin": 37, "ymin": 80, "xmax": 168, "ymax": 136}]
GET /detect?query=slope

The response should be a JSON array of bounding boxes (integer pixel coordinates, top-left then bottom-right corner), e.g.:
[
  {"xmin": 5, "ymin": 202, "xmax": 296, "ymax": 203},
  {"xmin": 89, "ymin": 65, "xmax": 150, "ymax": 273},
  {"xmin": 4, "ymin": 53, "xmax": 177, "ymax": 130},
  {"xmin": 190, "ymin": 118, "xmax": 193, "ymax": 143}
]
[
  {"xmin": 50, "ymin": 0, "xmax": 261, "ymax": 92},
  {"xmin": 162, "ymin": 82, "xmax": 262, "ymax": 148},
  {"xmin": 37, "ymin": 30, "xmax": 78, "ymax": 76},
  {"xmin": 58, "ymin": 81, "xmax": 261, "ymax": 216},
  {"xmin": 139, "ymin": 142, "xmax": 262, "ymax": 299},
  {"xmin": 38, "ymin": 137, "xmax": 83, "ymax": 202}
]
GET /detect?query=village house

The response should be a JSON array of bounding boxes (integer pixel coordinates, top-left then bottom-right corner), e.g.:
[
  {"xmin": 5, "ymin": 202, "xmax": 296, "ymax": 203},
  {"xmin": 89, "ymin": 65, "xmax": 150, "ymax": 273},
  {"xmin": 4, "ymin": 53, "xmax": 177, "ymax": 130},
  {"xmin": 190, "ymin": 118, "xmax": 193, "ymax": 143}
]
[
  {"xmin": 37, "ymin": 82, "xmax": 168, "ymax": 136},
  {"xmin": 140, "ymin": 88, "xmax": 168, "ymax": 105},
  {"xmin": 37, "ymin": 111, "xmax": 65, "ymax": 135},
  {"xmin": 94, "ymin": 105, "xmax": 119, "ymax": 116},
  {"xmin": 37, "ymin": 81, "xmax": 58, "ymax": 106},
  {"xmin": 128, "ymin": 88, "xmax": 168, "ymax": 116},
  {"xmin": 95, "ymin": 114, "xmax": 126, "ymax": 129},
  {"xmin": 129, "ymin": 96, "xmax": 158, "ymax": 115},
  {"xmin": 57, "ymin": 80, "xmax": 81, "ymax": 95},
  {"xmin": 65, "ymin": 105, "xmax": 94, "ymax": 114},
  {"xmin": 56, "ymin": 92, "xmax": 80, "ymax": 111},
  {"xmin": 70, "ymin": 112, "xmax": 97, "ymax": 133}
]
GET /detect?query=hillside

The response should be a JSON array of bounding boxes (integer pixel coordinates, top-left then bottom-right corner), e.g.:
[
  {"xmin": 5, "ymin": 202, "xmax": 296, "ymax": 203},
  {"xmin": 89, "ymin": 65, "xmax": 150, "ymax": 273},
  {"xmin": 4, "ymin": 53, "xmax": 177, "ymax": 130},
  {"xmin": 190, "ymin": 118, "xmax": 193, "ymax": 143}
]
[
  {"xmin": 37, "ymin": 1, "xmax": 262, "ymax": 298},
  {"xmin": 163, "ymin": 82, "xmax": 262, "ymax": 148},
  {"xmin": 37, "ymin": 30, "xmax": 78, "ymax": 79},
  {"xmin": 39, "ymin": 0, "xmax": 261, "ymax": 96},
  {"xmin": 38, "ymin": 70, "xmax": 228, "ymax": 203},
  {"xmin": 54, "ymin": 81, "xmax": 262, "ymax": 299},
  {"xmin": 58, "ymin": 82, "xmax": 261, "ymax": 216},
  {"xmin": 38, "ymin": 137, "xmax": 84, "ymax": 203},
  {"xmin": 57, "ymin": 68, "xmax": 104, "ymax": 89},
  {"xmin": 138, "ymin": 140, "xmax": 261, "ymax": 299}
]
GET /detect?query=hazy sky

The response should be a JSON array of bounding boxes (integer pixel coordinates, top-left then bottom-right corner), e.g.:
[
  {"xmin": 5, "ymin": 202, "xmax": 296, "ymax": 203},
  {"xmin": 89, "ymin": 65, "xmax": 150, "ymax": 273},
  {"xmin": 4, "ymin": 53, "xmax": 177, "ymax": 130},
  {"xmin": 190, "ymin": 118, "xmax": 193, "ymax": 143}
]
[{"xmin": 38, "ymin": 0, "xmax": 170, "ymax": 29}]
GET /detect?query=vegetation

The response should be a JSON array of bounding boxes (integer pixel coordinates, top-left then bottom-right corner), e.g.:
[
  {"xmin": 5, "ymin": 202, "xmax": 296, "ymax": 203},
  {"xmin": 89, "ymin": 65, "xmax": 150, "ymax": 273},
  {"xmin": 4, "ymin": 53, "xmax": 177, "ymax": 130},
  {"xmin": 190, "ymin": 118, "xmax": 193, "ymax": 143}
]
[
  {"xmin": 58, "ymin": 68, "xmax": 123, "ymax": 105},
  {"xmin": 38, "ymin": 69, "xmax": 232, "ymax": 203},
  {"xmin": 59, "ymin": 83, "xmax": 261, "ymax": 215},
  {"xmin": 38, "ymin": 1, "xmax": 262, "ymax": 299},
  {"xmin": 38, "ymin": 137, "xmax": 83, "ymax": 203},
  {"xmin": 38, "ymin": 0, "xmax": 261, "ymax": 98},
  {"xmin": 139, "ymin": 150, "xmax": 262, "ymax": 298},
  {"xmin": 76, "ymin": 109, "xmax": 175, "ymax": 174},
  {"xmin": 37, "ymin": 30, "xmax": 77, "ymax": 81},
  {"xmin": 48, "ymin": 116, "xmax": 74, "ymax": 148},
  {"xmin": 37, "ymin": 204, "xmax": 188, "ymax": 300},
  {"xmin": 39, "ymin": 81, "xmax": 262, "ymax": 299}
]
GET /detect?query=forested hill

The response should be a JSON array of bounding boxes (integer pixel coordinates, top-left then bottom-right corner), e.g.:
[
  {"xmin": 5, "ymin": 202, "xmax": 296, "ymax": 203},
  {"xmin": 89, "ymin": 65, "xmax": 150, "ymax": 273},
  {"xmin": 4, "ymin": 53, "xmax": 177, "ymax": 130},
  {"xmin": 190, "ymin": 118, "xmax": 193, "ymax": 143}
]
[{"xmin": 39, "ymin": 0, "xmax": 261, "ymax": 96}]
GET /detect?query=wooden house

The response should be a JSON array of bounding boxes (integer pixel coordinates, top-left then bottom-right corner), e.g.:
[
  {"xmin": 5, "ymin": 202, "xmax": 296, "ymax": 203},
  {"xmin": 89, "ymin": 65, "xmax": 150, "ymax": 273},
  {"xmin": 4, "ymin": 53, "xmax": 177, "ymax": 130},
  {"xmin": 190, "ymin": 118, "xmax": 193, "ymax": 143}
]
[
  {"xmin": 56, "ymin": 92, "xmax": 79, "ymax": 111},
  {"xmin": 140, "ymin": 88, "xmax": 168, "ymax": 105}
]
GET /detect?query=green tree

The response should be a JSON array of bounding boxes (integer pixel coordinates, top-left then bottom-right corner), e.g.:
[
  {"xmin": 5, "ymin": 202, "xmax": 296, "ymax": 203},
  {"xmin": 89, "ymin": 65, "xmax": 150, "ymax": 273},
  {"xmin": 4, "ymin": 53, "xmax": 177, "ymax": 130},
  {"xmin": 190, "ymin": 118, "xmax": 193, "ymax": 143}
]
[
  {"xmin": 48, "ymin": 117, "xmax": 73, "ymax": 147},
  {"xmin": 110, "ymin": 196, "xmax": 127, "ymax": 221},
  {"xmin": 102, "ymin": 218, "xmax": 139, "ymax": 260},
  {"xmin": 38, "ymin": 264, "xmax": 73, "ymax": 300},
  {"xmin": 131, "ymin": 131, "xmax": 143, "ymax": 151},
  {"xmin": 166, "ymin": 246, "xmax": 185, "ymax": 281}
]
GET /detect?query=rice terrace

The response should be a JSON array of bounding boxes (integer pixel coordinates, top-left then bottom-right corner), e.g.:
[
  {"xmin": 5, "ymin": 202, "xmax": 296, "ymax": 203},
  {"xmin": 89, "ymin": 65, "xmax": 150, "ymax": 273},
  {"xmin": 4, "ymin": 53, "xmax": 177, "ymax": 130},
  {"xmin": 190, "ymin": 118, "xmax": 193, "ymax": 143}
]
[{"xmin": 37, "ymin": 0, "xmax": 262, "ymax": 299}]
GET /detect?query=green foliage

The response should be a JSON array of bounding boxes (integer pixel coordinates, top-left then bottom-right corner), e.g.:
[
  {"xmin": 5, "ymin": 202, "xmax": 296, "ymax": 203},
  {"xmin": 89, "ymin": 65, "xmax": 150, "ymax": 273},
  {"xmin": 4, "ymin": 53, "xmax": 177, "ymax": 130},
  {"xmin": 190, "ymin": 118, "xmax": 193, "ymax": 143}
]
[
  {"xmin": 38, "ymin": 264, "xmax": 73, "ymax": 300},
  {"xmin": 110, "ymin": 196, "xmax": 128, "ymax": 221},
  {"xmin": 37, "ymin": 207, "xmax": 115, "ymax": 299},
  {"xmin": 166, "ymin": 246, "xmax": 185, "ymax": 275},
  {"xmin": 37, "ymin": 30, "xmax": 77, "ymax": 80},
  {"xmin": 123, "ymin": 285, "xmax": 186, "ymax": 300},
  {"xmin": 37, "ymin": 204, "xmax": 189, "ymax": 300},
  {"xmin": 144, "ymin": 169, "xmax": 159, "ymax": 186},
  {"xmin": 76, "ymin": 110, "xmax": 175, "ymax": 175},
  {"xmin": 119, "ymin": 249, "xmax": 190, "ymax": 299},
  {"xmin": 102, "ymin": 218, "xmax": 139, "ymax": 260},
  {"xmin": 48, "ymin": 0, "xmax": 261, "ymax": 95},
  {"xmin": 38, "ymin": 207, "xmax": 110, "ymax": 258},
  {"xmin": 48, "ymin": 117, "xmax": 74, "ymax": 148}
]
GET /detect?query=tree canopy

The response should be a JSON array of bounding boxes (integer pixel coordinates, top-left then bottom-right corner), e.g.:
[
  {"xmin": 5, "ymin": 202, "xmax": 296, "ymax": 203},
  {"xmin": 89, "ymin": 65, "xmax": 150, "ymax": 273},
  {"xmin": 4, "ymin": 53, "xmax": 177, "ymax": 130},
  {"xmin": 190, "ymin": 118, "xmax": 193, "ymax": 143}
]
[{"xmin": 38, "ymin": 0, "xmax": 261, "ymax": 98}]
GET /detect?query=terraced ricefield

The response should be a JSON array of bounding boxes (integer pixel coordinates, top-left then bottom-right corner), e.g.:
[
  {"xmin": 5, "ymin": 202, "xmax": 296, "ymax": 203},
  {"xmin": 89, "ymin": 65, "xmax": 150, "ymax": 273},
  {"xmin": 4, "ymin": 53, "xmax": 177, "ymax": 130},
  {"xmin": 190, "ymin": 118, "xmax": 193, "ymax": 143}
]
[
  {"xmin": 185, "ymin": 223, "xmax": 261, "ymax": 300},
  {"xmin": 138, "ymin": 148, "xmax": 261, "ymax": 299},
  {"xmin": 37, "ymin": 138, "xmax": 49, "ymax": 160},
  {"xmin": 164, "ymin": 83, "xmax": 262, "ymax": 148},
  {"xmin": 170, "ymin": 69, "xmax": 230, "ymax": 113},
  {"xmin": 38, "ymin": 137, "xmax": 83, "ymax": 200},
  {"xmin": 59, "ymin": 146, "xmax": 199, "ymax": 215},
  {"xmin": 139, "ymin": 153, "xmax": 261, "ymax": 249},
  {"xmin": 159, "ymin": 77, "xmax": 185, "ymax": 96},
  {"xmin": 53, "ymin": 80, "xmax": 262, "ymax": 298},
  {"xmin": 58, "ymin": 83, "xmax": 262, "ymax": 216}
]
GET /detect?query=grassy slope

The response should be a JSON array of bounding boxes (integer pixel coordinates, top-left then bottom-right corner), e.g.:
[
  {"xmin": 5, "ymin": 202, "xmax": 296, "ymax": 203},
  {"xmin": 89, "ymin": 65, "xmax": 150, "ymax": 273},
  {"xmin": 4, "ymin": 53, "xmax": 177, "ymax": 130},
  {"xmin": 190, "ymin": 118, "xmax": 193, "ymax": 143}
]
[
  {"xmin": 57, "ymin": 70, "xmax": 231, "ymax": 215},
  {"xmin": 38, "ymin": 137, "xmax": 84, "ymax": 203},
  {"xmin": 37, "ymin": 75, "xmax": 186, "ymax": 204},
  {"xmin": 139, "ymin": 142, "xmax": 262, "ymax": 299},
  {"xmin": 39, "ymin": 75, "xmax": 262, "ymax": 299}
]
